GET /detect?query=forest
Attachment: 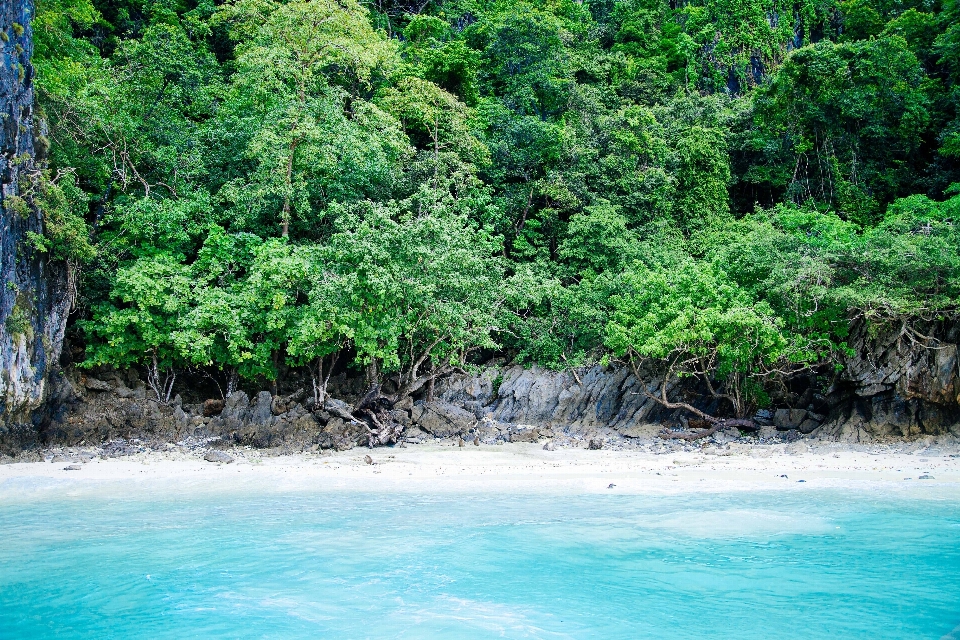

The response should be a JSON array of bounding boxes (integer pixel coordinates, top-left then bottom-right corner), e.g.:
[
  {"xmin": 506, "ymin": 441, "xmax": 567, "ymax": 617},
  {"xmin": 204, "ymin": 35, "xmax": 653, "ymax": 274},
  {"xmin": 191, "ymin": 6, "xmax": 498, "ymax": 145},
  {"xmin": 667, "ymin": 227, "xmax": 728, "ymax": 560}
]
[{"xmin": 23, "ymin": 0, "xmax": 960, "ymax": 423}]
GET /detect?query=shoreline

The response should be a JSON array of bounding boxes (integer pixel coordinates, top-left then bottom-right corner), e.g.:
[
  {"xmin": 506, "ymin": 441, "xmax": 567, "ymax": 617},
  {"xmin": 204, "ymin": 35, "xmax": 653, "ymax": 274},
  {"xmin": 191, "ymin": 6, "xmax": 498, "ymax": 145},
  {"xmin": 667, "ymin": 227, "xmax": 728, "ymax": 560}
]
[{"xmin": 2, "ymin": 442, "xmax": 959, "ymax": 499}]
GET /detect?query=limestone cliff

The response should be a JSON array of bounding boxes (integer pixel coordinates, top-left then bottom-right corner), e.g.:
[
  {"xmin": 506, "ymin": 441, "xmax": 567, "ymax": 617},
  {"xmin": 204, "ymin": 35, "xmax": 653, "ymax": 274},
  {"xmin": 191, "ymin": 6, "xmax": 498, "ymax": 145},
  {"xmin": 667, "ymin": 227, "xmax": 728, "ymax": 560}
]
[
  {"xmin": 0, "ymin": 0, "xmax": 74, "ymax": 449},
  {"xmin": 818, "ymin": 317, "xmax": 960, "ymax": 442}
]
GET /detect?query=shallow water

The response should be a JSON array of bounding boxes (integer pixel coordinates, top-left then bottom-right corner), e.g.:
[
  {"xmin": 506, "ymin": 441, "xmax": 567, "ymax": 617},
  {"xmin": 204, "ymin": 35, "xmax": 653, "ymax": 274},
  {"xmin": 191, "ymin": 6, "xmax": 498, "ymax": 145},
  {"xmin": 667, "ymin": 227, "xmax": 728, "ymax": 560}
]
[{"xmin": 1, "ymin": 485, "xmax": 959, "ymax": 639}]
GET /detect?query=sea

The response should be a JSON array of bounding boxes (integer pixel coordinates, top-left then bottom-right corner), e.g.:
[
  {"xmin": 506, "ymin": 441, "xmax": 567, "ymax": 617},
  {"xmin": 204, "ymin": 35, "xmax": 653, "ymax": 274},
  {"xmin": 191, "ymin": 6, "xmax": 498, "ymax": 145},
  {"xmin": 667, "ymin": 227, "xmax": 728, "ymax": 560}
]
[{"xmin": 1, "ymin": 480, "xmax": 958, "ymax": 639}]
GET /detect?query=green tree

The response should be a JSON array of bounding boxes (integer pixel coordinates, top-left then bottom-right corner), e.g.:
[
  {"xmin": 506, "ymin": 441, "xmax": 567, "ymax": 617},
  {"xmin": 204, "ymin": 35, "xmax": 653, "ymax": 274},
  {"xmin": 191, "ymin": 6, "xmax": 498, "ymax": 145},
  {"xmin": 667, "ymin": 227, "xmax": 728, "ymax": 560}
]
[
  {"xmin": 605, "ymin": 259, "xmax": 822, "ymax": 425},
  {"xmin": 214, "ymin": 0, "xmax": 405, "ymax": 238}
]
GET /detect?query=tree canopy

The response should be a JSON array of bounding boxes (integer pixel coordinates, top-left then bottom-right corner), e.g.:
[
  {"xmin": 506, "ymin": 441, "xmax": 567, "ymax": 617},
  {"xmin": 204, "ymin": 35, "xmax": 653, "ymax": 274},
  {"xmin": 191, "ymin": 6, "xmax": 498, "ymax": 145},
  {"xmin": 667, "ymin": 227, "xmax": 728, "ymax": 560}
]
[{"xmin": 31, "ymin": 0, "xmax": 960, "ymax": 417}]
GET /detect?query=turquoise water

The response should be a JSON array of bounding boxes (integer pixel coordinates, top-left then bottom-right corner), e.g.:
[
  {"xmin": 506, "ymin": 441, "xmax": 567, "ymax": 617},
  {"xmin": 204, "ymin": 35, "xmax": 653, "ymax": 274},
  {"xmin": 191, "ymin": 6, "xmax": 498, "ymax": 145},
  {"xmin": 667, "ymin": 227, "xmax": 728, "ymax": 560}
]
[{"xmin": 1, "ymin": 484, "xmax": 959, "ymax": 639}]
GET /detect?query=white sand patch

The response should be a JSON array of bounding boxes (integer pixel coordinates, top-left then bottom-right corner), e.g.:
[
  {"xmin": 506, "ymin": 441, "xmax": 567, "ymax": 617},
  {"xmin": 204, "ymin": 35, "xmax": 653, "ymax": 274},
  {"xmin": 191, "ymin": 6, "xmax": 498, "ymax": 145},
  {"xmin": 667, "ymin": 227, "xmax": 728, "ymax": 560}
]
[{"xmin": 1, "ymin": 443, "xmax": 959, "ymax": 501}]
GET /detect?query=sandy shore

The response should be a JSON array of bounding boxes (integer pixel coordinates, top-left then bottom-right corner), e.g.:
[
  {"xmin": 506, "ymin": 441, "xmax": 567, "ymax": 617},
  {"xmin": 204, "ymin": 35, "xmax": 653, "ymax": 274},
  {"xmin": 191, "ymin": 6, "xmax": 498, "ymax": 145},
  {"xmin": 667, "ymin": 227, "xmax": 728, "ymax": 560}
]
[{"xmin": 2, "ymin": 441, "xmax": 960, "ymax": 499}]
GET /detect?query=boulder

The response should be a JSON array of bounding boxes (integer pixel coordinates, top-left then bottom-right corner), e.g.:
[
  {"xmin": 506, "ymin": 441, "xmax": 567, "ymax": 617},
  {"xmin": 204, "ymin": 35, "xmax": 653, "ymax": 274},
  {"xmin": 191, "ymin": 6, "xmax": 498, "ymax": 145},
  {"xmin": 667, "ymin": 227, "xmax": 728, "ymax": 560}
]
[
  {"xmin": 203, "ymin": 399, "xmax": 224, "ymax": 417},
  {"xmin": 412, "ymin": 401, "xmax": 476, "ymax": 438},
  {"xmin": 774, "ymin": 408, "xmax": 807, "ymax": 430},
  {"xmin": 509, "ymin": 426, "xmax": 540, "ymax": 443},
  {"xmin": 204, "ymin": 450, "xmax": 234, "ymax": 464},
  {"xmin": 318, "ymin": 417, "xmax": 366, "ymax": 451},
  {"xmin": 798, "ymin": 418, "xmax": 820, "ymax": 434}
]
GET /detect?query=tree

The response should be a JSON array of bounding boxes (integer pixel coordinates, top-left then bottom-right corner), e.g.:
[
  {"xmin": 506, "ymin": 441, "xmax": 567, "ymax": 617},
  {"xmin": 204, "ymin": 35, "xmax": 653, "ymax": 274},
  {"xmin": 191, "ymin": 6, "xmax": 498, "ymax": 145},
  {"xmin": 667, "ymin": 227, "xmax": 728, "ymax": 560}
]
[
  {"xmin": 214, "ymin": 0, "xmax": 405, "ymax": 238},
  {"xmin": 750, "ymin": 37, "xmax": 932, "ymax": 224},
  {"xmin": 604, "ymin": 259, "xmax": 822, "ymax": 437},
  {"xmin": 324, "ymin": 193, "xmax": 506, "ymax": 401},
  {"xmin": 81, "ymin": 252, "xmax": 194, "ymax": 402}
]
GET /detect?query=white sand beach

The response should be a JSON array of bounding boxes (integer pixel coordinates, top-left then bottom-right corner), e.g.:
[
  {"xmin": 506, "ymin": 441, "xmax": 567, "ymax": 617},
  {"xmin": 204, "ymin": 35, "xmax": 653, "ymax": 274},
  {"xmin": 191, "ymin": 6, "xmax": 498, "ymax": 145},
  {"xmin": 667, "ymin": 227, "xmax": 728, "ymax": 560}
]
[{"xmin": 2, "ymin": 442, "xmax": 959, "ymax": 498}]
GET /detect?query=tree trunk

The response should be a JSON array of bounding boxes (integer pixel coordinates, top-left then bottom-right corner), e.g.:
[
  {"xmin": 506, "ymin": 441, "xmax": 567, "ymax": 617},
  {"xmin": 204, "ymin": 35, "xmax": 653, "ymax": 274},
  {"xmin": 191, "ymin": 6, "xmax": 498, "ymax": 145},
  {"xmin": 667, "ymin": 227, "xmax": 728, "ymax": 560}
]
[{"xmin": 280, "ymin": 137, "xmax": 298, "ymax": 238}]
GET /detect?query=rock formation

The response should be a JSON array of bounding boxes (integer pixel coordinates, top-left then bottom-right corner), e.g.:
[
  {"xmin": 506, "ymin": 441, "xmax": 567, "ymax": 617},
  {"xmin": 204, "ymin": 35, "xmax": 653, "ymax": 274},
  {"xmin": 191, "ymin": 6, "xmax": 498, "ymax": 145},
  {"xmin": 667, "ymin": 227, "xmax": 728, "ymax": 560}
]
[
  {"xmin": 818, "ymin": 318, "xmax": 960, "ymax": 442},
  {"xmin": 1, "ymin": 0, "xmax": 75, "ymax": 452}
]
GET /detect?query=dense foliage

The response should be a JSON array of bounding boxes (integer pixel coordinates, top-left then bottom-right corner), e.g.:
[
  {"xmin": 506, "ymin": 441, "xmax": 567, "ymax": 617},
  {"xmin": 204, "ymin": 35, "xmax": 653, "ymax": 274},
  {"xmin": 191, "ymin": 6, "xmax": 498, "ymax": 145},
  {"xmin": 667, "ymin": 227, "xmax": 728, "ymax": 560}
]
[{"xmin": 32, "ymin": 0, "xmax": 960, "ymax": 412}]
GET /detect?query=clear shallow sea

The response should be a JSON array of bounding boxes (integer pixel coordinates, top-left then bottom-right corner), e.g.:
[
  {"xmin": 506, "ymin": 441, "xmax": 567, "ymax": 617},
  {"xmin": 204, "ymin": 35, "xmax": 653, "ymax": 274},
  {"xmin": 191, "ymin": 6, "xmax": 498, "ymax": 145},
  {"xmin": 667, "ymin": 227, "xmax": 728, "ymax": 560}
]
[{"xmin": 1, "ymin": 483, "xmax": 959, "ymax": 639}]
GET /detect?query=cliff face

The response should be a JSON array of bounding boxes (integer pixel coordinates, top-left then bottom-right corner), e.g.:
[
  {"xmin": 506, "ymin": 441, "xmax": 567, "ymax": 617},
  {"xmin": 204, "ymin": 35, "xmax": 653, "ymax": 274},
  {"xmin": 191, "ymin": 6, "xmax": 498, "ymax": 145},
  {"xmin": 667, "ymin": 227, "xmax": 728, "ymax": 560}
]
[
  {"xmin": 0, "ymin": 0, "xmax": 74, "ymax": 450},
  {"xmin": 818, "ymin": 318, "xmax": 960, "ymax": 442}
]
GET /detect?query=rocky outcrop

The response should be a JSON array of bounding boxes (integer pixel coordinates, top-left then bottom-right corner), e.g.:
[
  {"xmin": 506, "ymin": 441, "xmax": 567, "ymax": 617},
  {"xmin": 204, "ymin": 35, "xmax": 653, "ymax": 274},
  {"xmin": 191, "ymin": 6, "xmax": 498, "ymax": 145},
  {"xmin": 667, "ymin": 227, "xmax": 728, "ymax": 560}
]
[
  {"xmin": 411, "ymin": 401, "xmax": 477, "ymax": 438},
  {"xmin": 206, "ymin": 390, "xmax": 321, "ymax": 448},
  {"xmin": 437, "ymin": 364, "xmax": 682, "ymax": 435},
  {"xmin": 0, "ymin": 0, "xmax": 74, "ymax": 450},
  {"xmin": 16, "ymin": 317, "xmax": 960, "ymax": 453},
  {"xmin": 816, "ymin": 318, "xmax": 960, "ymax": 442},
  {"xmin": 37, "ymin": 371, "xmax": 326, "ymax": 452}
]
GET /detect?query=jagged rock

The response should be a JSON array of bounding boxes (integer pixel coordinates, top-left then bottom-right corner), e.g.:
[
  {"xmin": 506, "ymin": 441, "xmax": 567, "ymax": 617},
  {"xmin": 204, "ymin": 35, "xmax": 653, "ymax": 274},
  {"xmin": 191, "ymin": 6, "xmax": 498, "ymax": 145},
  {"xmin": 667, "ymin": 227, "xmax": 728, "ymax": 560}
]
[
  {"xmin": 842, "ymin": 320, "xmax": 959, "ymax": 405},
  {"xmin": 774, "ymin": 409, "xmax": 806, "ymax": 430},
  {"xmin": 412, "ymin": 401, "xmax": 476, "ymax": 438},
  {"xmin": 798, "ymin": 419, "xmax": 820, "ymax": 434},
  {"xmin": 203, "ymin": 450, "xmax": 234, "ymax": 464},
  {"xmin": 201, "ymin": 391, "xmax": 321, "ymax": 449},
  {"xmin": 437, "ymin": 364, "xmax": 695, "ymax": 437},
  {"xmin": 83, "ymin": 377, "xmax": 113, "ymax": 392},
  {"xmin": 63, "ymin": 465, "xmax": 81, "ymax": 471},
  {"xmin": 588, "ymin": 439, "xmax": 603, "ymax": 450},
  {"xmin": 318, "ymin": 417, "xmax": 366, "ymax": 451},
  {"xmin": 250, "ymin": 391, "xmax": 274, "ymax": 425},
  {"xmin": 753, "ymin": 409, "xmax": 774, "ymax": 425}
]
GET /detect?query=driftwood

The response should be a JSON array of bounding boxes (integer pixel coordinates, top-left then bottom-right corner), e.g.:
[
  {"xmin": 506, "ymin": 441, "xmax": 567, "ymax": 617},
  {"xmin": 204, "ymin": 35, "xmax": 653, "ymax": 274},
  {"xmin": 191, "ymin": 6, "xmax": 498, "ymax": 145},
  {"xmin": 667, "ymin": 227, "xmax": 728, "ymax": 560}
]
[
  {"xmin": 658, "ymin": 418, "xmax": 756, "ymax": 441},
  {"xmin": 325, "ymin": 385, "xmax": 406, "ymax": 448}
]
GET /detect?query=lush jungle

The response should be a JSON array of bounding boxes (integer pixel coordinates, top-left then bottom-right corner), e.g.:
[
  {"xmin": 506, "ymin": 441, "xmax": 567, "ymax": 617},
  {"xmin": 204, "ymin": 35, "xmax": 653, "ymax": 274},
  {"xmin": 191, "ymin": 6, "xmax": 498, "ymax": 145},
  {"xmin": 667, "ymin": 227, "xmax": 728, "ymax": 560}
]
[{"xmin": 27, "ymin": 0, "xmax": 960, "ymax": 419}]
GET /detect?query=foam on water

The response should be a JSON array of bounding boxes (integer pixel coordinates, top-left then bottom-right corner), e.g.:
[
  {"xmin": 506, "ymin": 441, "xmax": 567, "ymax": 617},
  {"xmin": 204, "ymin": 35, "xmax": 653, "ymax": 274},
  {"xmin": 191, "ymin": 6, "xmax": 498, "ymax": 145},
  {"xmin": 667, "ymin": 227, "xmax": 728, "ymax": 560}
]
[{"xmin": 1, "ymin": 484, "xmax": 959, "ymax": 639}]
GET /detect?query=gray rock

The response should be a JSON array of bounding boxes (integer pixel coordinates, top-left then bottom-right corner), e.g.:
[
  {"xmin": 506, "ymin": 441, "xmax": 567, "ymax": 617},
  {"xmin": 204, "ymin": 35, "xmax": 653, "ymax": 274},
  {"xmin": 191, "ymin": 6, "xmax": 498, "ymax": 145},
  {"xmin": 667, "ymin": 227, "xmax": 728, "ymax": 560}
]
[
  {"xmin": 203, "ymin": 450, "xmax": 234, "ymax": 464},
  {"xmin": 774, "ymin": 408, "xmax": 807, "ymax": 430},
  {"xmin": 753, "ymin": 409, "xmax": 773, "ymax": 425},
  {"xmin": 318, "ymin": 417, "xmax": 366, "ymax": 451},
  {"xmin": 798, "ymin": 418, "xmax": 821, "ymax": 434},
  {"xmin": 543, "ymin": 441, "xmax": 556, "ymax": 451},
  {"xmin": 413, "ymin": 401, "xmax": 476, "ymax": 438},
  {"xmin": 588, "ymin": 439, "xmax": 603, "ymax": 450},
  {"xmin": 436, "ymin": 363, "xmax": 674, "ymax": 436},
  {"xmin": 63, "ymin": 464, "xmax": 82, "ymax": 471},
  {"xmin": 114, "ymin": 385, "xmax": 134, "ymax": 398},
  {"xmin": 83, "ymin": 377, "xmax": 113, "ymax": 392},
  {"xmin": 250, "ymin": 391, "xmax": 274, "ymax": 425},
  {"xmin": 509, "ymin": 426, "xmax": 540, "ymax": 443}
]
